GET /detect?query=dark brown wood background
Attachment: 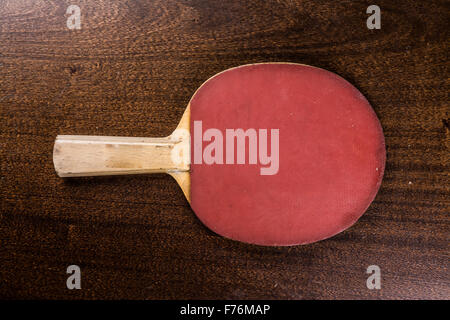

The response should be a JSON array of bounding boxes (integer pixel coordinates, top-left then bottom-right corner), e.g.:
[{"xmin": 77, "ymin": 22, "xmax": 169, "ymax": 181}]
[{"xmin": 0, "ymin": 0, "xmax": 448, "ymax": 300}]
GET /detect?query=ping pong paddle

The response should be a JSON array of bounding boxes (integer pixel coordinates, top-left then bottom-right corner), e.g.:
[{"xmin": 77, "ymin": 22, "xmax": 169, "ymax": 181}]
[{"xmin": 53, "ymin": 63, "xmax": 385, "ymax": 246}]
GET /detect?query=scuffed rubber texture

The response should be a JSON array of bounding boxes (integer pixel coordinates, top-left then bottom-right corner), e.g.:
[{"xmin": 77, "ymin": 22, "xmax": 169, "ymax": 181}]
[{"xmin": 190, "ymin": 64, "xmax": 385, "ymax": 246}]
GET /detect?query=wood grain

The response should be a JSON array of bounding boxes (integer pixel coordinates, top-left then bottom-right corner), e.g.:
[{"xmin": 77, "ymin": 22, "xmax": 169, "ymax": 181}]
[{"xmin": 0, "ymin": 0, "xmax": 448, "ymax": 299}]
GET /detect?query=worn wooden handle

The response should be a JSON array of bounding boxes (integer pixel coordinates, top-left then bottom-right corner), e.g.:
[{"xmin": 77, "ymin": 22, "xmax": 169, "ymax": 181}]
[
  {"xmin": 53, "ymin": 105, "xmax": 191, "ymax": 202},
  {"xmin": 53, "ymin": 134, "xmax": 190, "ymax": 177}
]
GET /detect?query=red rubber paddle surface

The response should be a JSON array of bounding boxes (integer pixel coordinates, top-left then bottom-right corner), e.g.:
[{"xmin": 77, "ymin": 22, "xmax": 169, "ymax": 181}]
[{"xmin": 189, "ymin": 64, "xmax": 385, "ymax": 246}]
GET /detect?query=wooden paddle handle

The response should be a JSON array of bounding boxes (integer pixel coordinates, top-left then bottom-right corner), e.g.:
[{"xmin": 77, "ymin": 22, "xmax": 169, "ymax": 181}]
[{"xmin": 53, "ymin": 135, "xmax": 190, "ymax": 177}]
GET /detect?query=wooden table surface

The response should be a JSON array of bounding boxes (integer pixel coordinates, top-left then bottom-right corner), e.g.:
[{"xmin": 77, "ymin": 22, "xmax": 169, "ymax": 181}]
[{"xmin": 0, "ymin": 0, "xmax": 448, "ymax": 300}]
